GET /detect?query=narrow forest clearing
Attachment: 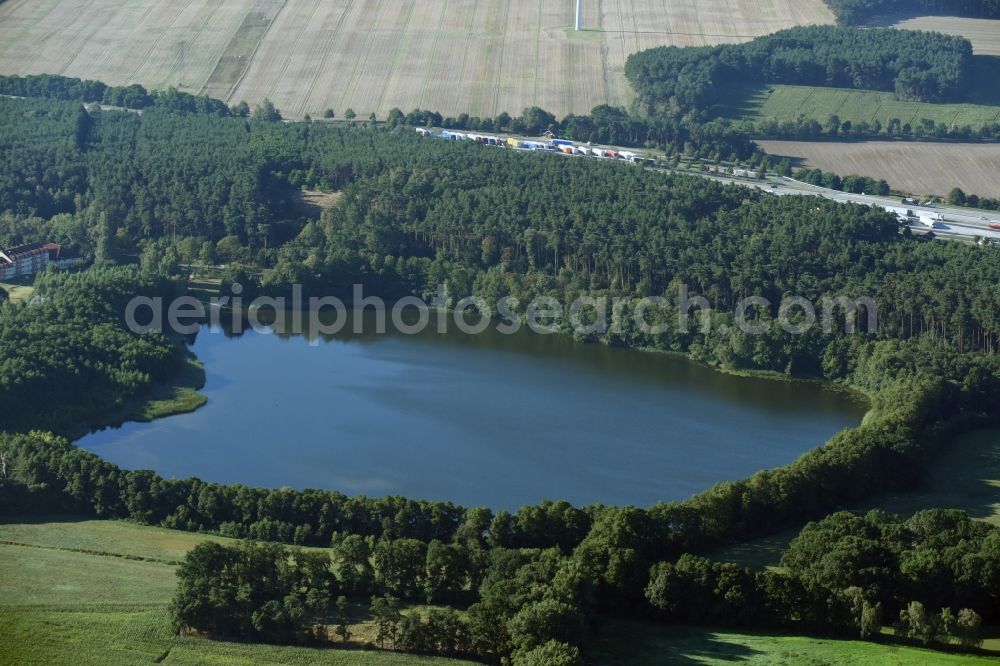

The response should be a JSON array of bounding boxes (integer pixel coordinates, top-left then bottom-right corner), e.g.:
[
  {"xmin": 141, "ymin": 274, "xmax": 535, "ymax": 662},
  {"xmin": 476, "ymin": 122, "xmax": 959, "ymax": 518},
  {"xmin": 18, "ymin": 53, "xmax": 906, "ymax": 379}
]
[
  {"xmin": 710, "ymin": 428, "xmax": 1000, "ymax": 567},
  {"xmin": 0, "ymin": 281, "xmax": 34, "ymax": 304}
]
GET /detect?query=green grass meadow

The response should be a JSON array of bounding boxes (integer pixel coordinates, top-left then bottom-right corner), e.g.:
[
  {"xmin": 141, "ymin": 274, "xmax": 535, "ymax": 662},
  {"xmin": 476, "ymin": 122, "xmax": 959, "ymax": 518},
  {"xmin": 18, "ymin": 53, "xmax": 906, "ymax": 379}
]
[
  {"xmin": 0, "ymin": 542, "xmax": 178, "ymax": 607},
  {"xmin": 732, "ymin": 84, "xmax": 1000, "ymax": 129},
  {"xmin": 5, "ymin": 512, "xmax": 1000, "ymax": 664},
  {"xmin": 0, "ymin": 608, "xmax": 476, "ymax": 666},
  {"xmin": 588, "ymin": 619, "xmax": 1000, "ymax": 665},
  {"xmin": 0, "ymin": 518, "xmax": 475, "ymax": 666},
  {"xmin": 712, "ymin": 427, "xmax": 1000, "ymax": 569},
  {"xmin": 0, "ymin": 515, "xmax": 232, "ymax": 563},
  {"xmin": 865, "ymin": 427, "xmax": 1000, "ymax": 525},
  {"xmin": 0, "ymin": 281, "xmax": 35, "ymax": 304}
]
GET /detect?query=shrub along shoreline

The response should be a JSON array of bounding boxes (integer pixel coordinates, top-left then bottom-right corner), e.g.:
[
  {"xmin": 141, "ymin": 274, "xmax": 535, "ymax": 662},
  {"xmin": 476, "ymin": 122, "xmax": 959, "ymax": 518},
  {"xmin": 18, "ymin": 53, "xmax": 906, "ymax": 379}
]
[{"xmin": 59, "ymin": 351, "xmax": 206, "ymax": 441}]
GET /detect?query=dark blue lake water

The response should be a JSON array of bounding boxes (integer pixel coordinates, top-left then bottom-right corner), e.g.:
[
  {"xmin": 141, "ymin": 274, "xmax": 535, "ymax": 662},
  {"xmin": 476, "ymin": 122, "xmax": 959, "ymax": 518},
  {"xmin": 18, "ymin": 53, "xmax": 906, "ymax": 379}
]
[{"xmin": 80, "ymin": 318, "xmax": 867, "ymax": 509}]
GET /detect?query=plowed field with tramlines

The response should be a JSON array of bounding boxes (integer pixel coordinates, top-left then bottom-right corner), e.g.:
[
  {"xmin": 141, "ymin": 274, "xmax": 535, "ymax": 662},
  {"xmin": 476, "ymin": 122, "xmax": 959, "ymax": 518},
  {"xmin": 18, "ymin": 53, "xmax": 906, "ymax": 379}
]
[{"xmin": 0, "ymin": 0, "xmax": 833, "ymax": 118}]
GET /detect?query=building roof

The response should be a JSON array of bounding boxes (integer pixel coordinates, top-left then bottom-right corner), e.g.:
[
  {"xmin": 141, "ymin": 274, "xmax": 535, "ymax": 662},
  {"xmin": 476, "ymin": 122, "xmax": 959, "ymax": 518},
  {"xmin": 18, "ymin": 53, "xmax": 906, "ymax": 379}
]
[{"xmin": 0, "ymin": 242, "xmax": 61, "ymax": 265}]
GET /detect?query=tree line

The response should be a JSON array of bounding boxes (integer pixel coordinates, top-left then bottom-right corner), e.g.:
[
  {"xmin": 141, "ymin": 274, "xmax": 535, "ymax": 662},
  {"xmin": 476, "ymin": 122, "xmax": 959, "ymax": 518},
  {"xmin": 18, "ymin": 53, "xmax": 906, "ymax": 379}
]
[
  {"xmin": 0, "ymin": 73, "xmax": 755, "ymax": 163},
  {"xmin": 3, "ymin": 95, "xmax": 1000, "ymax": 537},
  {"xmin": 389, "ymin": 104, "xmax": 755, "ymax": 159},
  {"xmin": 408, "ymin": 99, "xmax": 1000, "ymax": 145},
  {"xmin": 3, "ymin": 96, "xmax": 1000, "ymax": 545},
  {"xmin": 752, "ymin": 111, "xmax": 1000, "ymax": 143},
  {"xmin": 165, "ymin": 506, "xmax": 997, "ymax": 662},
  {"xmin": 783, "ymin": 166, "xmax": 1000, "ymax": 213},
  {"xmin": 824, "ymin": 0, "xmax": 1000, "ymax": 25},
  {"xmin": 170, "ymin": 539, "xmax": 588, "ymax": 664},
  {"xmin": 0, "ymin": 73, "xmax": 230, "ymax": 115},
  {"xmin": 945, "ymin": 186, "xmax": 1000, "ymax": 212},
  {"xmin": 793, "ymin": 168, "xmax": 892, "ymax": 194},
  {"xmin": 648, "ymin": 508, "xmax": 994, "ymax": 646}
]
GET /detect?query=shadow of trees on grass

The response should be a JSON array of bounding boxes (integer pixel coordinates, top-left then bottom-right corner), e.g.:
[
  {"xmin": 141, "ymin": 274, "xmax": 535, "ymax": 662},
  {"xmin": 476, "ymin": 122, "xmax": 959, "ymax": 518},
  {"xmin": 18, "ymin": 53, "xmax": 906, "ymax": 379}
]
[{"xmin": 587, "ymin": 622, "xmax": 766, "ymax": 665}]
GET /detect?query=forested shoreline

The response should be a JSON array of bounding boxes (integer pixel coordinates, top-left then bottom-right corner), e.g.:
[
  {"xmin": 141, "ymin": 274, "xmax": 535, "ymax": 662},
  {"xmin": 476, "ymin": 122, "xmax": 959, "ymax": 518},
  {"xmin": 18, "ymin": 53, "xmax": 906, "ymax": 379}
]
[
  {"xmin": 0, "ymin": 268, "xmax": 187, "ymax": 433},
  {"xmin": 1, "ymin": 87, "xmax": 1000, "ymax": 663}
]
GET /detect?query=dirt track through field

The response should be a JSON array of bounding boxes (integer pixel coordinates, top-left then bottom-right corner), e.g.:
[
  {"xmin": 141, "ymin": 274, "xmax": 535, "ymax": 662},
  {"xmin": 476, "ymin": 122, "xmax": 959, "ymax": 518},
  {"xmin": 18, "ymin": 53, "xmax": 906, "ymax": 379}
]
[{"xmin": 0, "ymin": 0, "xmax": 833, "ymax": 118}]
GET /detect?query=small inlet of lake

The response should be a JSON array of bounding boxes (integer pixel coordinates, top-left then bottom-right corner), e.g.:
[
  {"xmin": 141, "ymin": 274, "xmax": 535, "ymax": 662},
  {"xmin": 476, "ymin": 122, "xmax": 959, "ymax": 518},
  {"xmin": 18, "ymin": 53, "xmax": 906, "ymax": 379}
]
[{"xmin": 79, "ymin": 314, "xmax": 868, "ymax": 510}]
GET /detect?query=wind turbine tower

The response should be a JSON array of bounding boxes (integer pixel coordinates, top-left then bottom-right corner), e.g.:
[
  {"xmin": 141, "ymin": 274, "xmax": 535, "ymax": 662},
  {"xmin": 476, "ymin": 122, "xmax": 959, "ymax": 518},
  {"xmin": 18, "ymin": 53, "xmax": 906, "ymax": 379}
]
[{"xmin": 575, "ymin": 0, "xmax": 582, "ymax": 31}]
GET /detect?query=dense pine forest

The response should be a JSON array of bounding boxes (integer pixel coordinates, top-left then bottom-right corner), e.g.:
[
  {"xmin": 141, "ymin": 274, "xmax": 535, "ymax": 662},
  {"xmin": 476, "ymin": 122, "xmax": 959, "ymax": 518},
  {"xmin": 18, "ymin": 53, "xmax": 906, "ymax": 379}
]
[
  {"xmin": 620, "ymin": 24, "xmax": 1000, "ymax": 143},
  {"xmin": 2, "ymin": 90, "xmax": 1000, "ymax": 663},
  {"xmin": 626, "ymin": 26, "xmax": 974, "ymax": 113}
]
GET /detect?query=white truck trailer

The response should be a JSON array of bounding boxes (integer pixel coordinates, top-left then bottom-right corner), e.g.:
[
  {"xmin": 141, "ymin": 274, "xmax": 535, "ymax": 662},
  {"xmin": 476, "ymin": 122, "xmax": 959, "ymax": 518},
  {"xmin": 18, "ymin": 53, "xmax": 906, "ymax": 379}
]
[{"xmin": 918, "ymin": 213, "xmax": 943, "ymax": 228}]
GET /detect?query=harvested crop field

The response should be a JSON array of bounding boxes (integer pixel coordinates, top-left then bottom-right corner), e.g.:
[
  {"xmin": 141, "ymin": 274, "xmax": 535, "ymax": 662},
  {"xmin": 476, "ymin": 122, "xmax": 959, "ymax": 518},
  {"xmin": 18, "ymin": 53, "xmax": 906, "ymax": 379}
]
[
  {"xmin": 0, "ymin": 0, "xmax": 833, "ymax": 118},
  {"xmin": 757, "ymin": 139, "xmax": 1000, "ymax": 198},
  {"xmin": 890, "ymin": 16, "xmax": 1000, "ymax": 56}
]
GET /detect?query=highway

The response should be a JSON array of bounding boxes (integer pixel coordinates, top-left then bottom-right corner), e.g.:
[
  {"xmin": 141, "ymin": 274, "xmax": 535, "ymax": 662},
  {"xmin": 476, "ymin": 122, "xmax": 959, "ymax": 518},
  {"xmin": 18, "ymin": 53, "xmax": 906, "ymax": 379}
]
[
  {"xmin": 576, "ymin": 154, "xmax": 1000, "ymax": 243},
  {"xmin": 12, "ymin": 95, "xmax": 1000, "ymax": 244},
  {"xmin": 428, "ymin": 128, "xmax": 1000, "ymax": 245},
  {"xmin": 764, "ymin": 177, "xmax": 1000, "ymax": 243},
  {"xmin": 30, "ymin": 98, "xmax": 1000, "ymax": 245},
  {"xmin": 554, "ymin": 145, "xmax": 1000, "ymax": 244},
  {"xmin": 590, "ymin": 157, "xmax": 1000, "ymax": 244}
]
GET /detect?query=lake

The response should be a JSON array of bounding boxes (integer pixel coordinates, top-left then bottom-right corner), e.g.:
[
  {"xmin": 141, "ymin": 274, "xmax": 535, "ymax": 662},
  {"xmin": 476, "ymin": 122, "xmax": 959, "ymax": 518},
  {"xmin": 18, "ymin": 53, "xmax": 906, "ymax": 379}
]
[{"xmin": 79, "ymin": 314, "xmax": 868, "ymax": 510}]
